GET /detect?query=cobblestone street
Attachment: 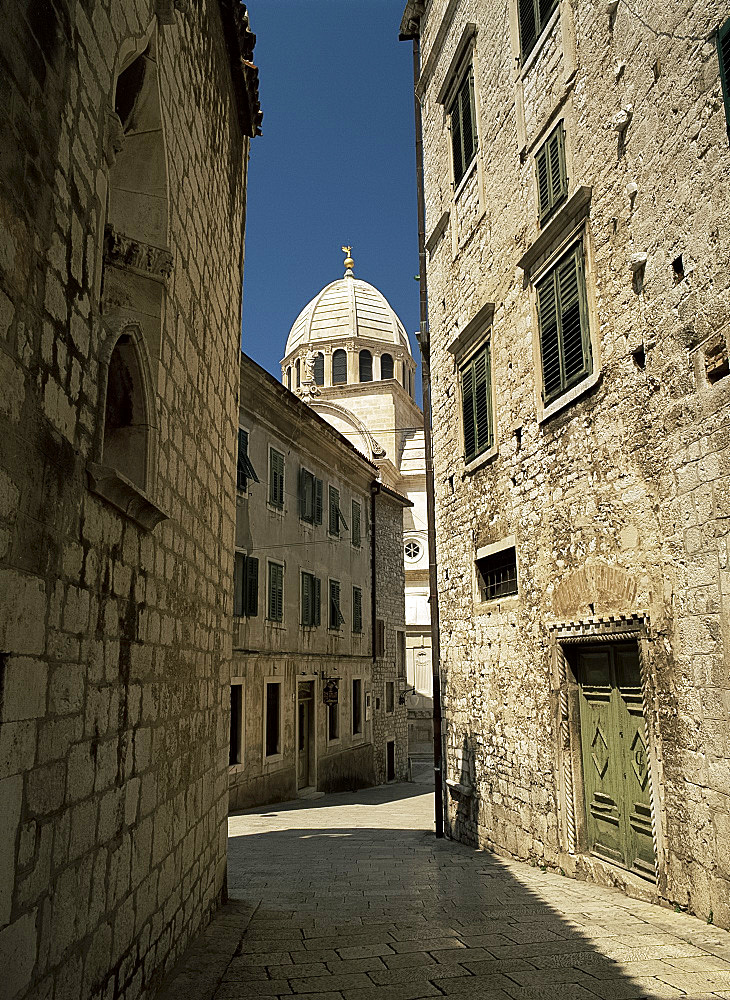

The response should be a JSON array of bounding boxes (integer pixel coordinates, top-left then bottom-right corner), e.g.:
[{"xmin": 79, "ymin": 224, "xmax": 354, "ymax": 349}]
[{"xmin": 158, "ymin": 782, "xmax": 730, "ymax": 1000}]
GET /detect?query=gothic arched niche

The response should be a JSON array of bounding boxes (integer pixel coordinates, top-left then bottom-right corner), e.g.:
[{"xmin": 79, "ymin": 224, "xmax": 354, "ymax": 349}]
[{"xmin": 103, "ymin": 332, "xmax": 151, "ymax": 490}]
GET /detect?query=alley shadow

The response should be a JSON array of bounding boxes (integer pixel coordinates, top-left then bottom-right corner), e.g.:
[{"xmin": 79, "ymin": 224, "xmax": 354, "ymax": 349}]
[
  {"xmin": 224, "ymin": 797, "xmax": 725, "ymax": 999},
  {"xmin": 229, "ymin": 778, "xmax": 434, "ymax": 818}
]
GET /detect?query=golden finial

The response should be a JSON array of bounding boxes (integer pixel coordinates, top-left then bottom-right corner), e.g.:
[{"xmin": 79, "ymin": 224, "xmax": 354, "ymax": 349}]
[{"xmin": 342, "ymin": 245, "xmax": 354, "ymax": 273}]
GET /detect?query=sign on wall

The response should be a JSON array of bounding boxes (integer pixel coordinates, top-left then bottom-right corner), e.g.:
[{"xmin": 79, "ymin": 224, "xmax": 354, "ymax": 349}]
[{"xmin": 323, "ymin": 680, "xmax": 339, "ymax": 706}]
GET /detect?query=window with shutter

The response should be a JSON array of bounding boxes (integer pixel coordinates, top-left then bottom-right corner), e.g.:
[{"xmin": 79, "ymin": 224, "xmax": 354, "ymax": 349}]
[
  {"xmin": 328, "ymin": 485, "xmax": 340, "ymax": 536},
  {"xmin": 351, "ymin": 500, "xmax": 361, "ymax": 547},
  {"xmin": 233, "ymin": 552, "xmax": 245, "ymax": 617},
  {"xmin": 381, "ymin": 353, "xmax": 394, "ymax": 379},
  {"xmin": 301, "ymin": 571, "xmax": 313, "ymax": 626},
  {"xmin": 352, "ymin": 586, "xmax": 363, "ymax": 633},
  {"xmin": 267, "ymin": 562, "xmax": 284, "ymax": 622},
  {"xmin": 245, "ymin": 556, "xmax": 258, "ymax": 617},
  {"xmin": 329, "ymin": 579, "xmax": 344, "ymax": 629},
  {"xmin": 236, "ymin": 428, "xmax": 259, "ymax": 491},
  {"xmin": 460, "ymin": 342, "xmax": 493, "ymax": 463},
  {"xmin": 375, "ymin": 618, "xmax": 386, "ymax": 658},
  {"xmin": 269, "ymin": 448, "xmax": 284, "ymax": 508},
  {"xmin": 719, "ymin": 18, "xmax": 730, "ymax": 142},
  {"xmin": 299, "ymin": 468, "xmax": 315, "ymax": 522},
  {"xmin": 314, "ymin": 478, "xmax": 323, "ymax": 525},
  {"xmin": 332, "ymin": 349, "xmax": 347, "ymax": 384},
  {"xmin": 359, "ymin": 350, "xmax": 372, "ymax": 382},
  {"xmin": 536, "ymin": 240, "xmax": 591, "ymax": 405},
  {"xmin": 313, "ymin": 576, "xmax": 321, "ymax": 626},
  {"xmin": 536, "ymin": 122, "xmax": 567, "ymax": 222},
  {"xmin": 518, "ymin": 0, "xmax": 558, "ymax": 60},
  {"xmin": 449, "ymin": 69, "xmax": 478, "ymax": 187}
]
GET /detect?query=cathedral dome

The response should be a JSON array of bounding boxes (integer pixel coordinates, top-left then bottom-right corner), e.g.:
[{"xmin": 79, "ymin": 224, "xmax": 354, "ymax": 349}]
[{"xmin": 283, "ymin": 268, "xmax": 412, "ymax": 359}]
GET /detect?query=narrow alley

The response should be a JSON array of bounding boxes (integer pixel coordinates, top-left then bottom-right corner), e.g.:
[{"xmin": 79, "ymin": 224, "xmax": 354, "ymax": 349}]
[{"xmin": 158, "ymin": 782, "xmax": 730, "ymax": 1000}]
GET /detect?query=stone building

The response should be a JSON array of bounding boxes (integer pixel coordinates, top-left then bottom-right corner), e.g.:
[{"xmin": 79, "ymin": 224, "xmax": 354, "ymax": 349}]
[
  {"xmin": 229, "ymin": 353, "xmax": 409, "ymax": 809},
  {"xmin": 280, "ymin": 250, "xmax": 434, "ymax": 753},
  {"xmin": 401, "ymin": 0, "xmax": 730, "ymax": 925},
  {"xmin": 0, "ymin": 3, "xmax": 260, "ymax": 998}
]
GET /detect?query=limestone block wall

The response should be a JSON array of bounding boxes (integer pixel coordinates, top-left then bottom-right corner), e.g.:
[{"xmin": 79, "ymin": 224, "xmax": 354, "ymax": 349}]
[
  {"xmin": 0, "ymin": 2, "xmax": 250, "ymax": 997},
  {"xmin": 416, "ymin": 0, "xmax": 730, "ymax": 926}
]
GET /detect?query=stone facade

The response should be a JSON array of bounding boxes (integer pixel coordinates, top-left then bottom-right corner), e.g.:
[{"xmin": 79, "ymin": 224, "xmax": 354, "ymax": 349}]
[
  {"xmin": 229, "ymin": 355, "xmax": 408, "ymax": 811},
  {"xmin": 0, "ymin": 3, "xmax": 259, "ymax": 998},
  {"xmin": 404, "ymin": 0, "xmax": 730, "ymax": 925}
]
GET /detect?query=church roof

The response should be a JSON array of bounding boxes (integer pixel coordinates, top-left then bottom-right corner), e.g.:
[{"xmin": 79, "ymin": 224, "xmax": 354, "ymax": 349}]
[{"xmin": 283, "ymin": 265, "xmax": 412, "ymax": 358}]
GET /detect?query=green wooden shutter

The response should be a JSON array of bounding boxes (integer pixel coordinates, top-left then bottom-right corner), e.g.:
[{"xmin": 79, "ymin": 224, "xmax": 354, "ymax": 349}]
[
  {"xmin": 269, "ymin": 450, "xmax": 284, "ymax": 507},
  {"xmin": 518, "ymin": 0, "xmax": 537, "ymax": 58},
  {"xmin": 473, "ymin": 346, "xmax": 492, "ymax": 455},
  {"xmin": 460, "ymin": 73, "xmax": 476, "ymax": 169},
  {"xmin": 246, "ymin": 556, "xmax": 258, "ymax": 617},
  {"xmin": 234, "ymin": 552, "xmax": 244, "ymax": 616},
  {"xmin": 299, "ymin": 469, "xmax": 314, "ymax": 522},
  {"xmin": 461, "ymin": 360, "xmax": 476, "ymax": 461},
  {"xmin": 719, "ymin": 18, "xmax": 730, "ymax": 142},
  {"xmin": 352, "ymin": 500, "xmax": 361, "ymax": 547},
  {"xmin": 353, "ymin": 587, "xmax": 362, "ymax": 633},
  {"xmin": 549, "ymin": 125, "xmax": 567, "ymax": 207},
  {"xmin": 268, "ymin": 563, "xmax": 283, "ymax": 621},
  {"xmin": 301, "ymin": 572, "xmax": 311, "ymax": 625},
  {"xmin": 557, "ymin": 246, "xmax": 590, "ymax": 387},
  {"xmin": 536, "ymin": 144, "xmax": 550, "ymax": 219},
  {"xmin": 537, "ymin": 267, "xmax": 562, "ymax": 401},
  {"xmin": 451, "ymin": 92, "xmax": 464, "ymax": 185},
  {"xmin": 329, "ymin": 579, "xmax": 341, "ymax": 628},
  {"xmin": 314, "ymin": 478, "xmax": 323, "ymax": 525},
  {"xmin": 329, "ymin": 486, "xmax": 340, "ymax": 535},
  {"xmin": 237, "ymin": 430, "xmax": 248, "ymax": 490},
  {"xmin": 313, "ymin": 576, "xmax": 321, "ymax": 626}
]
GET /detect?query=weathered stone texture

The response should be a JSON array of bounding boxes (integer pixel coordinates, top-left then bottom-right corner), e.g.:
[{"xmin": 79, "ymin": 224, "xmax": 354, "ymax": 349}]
[
  {"xmin": 0, "ymin": 1, "xmax": 253, "ymax": 997},
  {"xmin": 415, "ymin": 0, "xmax": 730, "ymax": 926}
]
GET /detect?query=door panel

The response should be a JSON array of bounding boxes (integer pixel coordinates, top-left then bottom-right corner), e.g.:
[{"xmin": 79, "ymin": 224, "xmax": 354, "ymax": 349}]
[{"xmin": 575, "ymin": 642, "xmax": 655, "ymax": 879}]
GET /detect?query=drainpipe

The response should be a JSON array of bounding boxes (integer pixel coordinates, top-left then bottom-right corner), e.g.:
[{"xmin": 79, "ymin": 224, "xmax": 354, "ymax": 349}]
[
  {"xmin": 402, "ymin": 13, "xmax": 444, "ymax": 839},
  {"xmin": 370, "ymin": 482, "xmax": 379, "ymax": 663}
]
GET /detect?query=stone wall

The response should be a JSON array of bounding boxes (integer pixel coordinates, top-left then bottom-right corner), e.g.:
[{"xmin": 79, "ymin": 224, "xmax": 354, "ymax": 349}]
[
  {"xmin": 415, "ymin": 0, "xmax": 730, "ymax": 926},
  {"xmin": 0, "ymin": 2, "xmax": 255, "ymax": 997}
]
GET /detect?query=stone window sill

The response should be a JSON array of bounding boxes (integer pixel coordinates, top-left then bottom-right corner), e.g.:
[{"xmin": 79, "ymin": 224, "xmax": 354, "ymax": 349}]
[
  {"xmin": 453, "ymin": 156, "xmax": 478, "ymax": 201},
  {"xmin": 87, "ymin": 462, "xmax": 168, "ymax": 531},
  {"xmin": 539, "ymin": 368, "xmax": 601, "ymax": 424},
  {"xmin": 446, "ymin": 778, "xmax": 473, "ymax": 797},
  {"xmin": 464, "ymin": 443, "xmax": 499, "ymax": 475},
  {"xmin": 474, "ymin": 593, "xmax": 520, "ymax": 614}
]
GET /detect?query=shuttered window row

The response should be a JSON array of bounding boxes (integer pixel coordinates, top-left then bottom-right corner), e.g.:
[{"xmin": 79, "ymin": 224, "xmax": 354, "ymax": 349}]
[
  {"xmin": 719, "ymin": 17, "xmax": 730, "ymax": 142},
  {"xmin": 233, "ymin": 552, "xmax": 258, "ymax": 617},
  {"xmin": 536, "ymin": 122, "xmax": 567, "ymax": 222},
  {"xmin": 536, "ymin": 240, "xmax": 592, "ymax": 404},
  {"xmin": 269, "ymin": 448, "xmax": 284, "ymax": 508},
  {"xmin": 300, "ymin": 571, "xmax": 321, "ymax": 627},
  {"xmin": 267, "ymin": 562, "xmax": 284, "ymax": 622},
  {"xmin": 328, "ymin": 485, "xmax": 349, "ymax": 537},
  {"xmin": 460, "ymin": 342, "xmax": 493, "ymax": 464},
  {"xmin": 352, "ymin": 586, "xmax": 363, "ymax": 633},
  {"xmin": 450, "ymin": 69, "xmax": 478, "ymax": 187},
  {"xmin": 518, "ymin": 0, "xmax": 559, "ymax": 60},
  {"xmin": 329, "ymin": 579, "xmax": 345, "ymax": 629},
  {"xmin": 299, "ymin": 468, "xmax": 323, "ymax": 524}
]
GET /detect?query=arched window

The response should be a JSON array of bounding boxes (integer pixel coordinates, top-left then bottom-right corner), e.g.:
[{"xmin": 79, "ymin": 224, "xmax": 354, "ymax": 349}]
[
  {"xmin": 313, "ymin": 352, "xmax": 324, "ymax": 385},
  {"xmin": 103, "ymin": 334, "xmax": 149, "ymax": 489},
  {"xmin": 332, "ymin": 349, "xmax": 347, "ymax": 385},
  {"xmin": 359, "ymin": 350, "xmax": 373, "ymax": 382},
  {"xmin": 295, "ymin": 359, "xmax": 301, "ymax": 387},
  {"xmin": 409, "ymin": 369, "xmax": 414, "ymax": 396},
  {"xmin": 380, "ymin": 353, "xmax": 393, "ymax": 379},
  {"xmin": 286, "ymin": 366, "xmax": 291, "ymax": 389}
]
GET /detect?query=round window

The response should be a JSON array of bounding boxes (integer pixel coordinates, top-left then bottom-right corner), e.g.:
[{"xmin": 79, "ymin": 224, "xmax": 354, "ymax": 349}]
[{"xmin": 404, "ymin": 540, "xmax": 421, "ymax": 561}]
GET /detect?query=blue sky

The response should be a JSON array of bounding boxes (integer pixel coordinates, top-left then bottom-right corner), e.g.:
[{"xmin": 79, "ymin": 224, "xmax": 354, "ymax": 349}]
[{"xmin": 241, "ymin": 0, "xmax": 421, "ymax": 395}]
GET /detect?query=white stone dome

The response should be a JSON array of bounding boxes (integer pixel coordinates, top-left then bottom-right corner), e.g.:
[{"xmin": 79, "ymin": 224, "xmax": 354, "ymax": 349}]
[{"xmin": 283, "ymin": 272, "xmax": 412, "ymax": 358}]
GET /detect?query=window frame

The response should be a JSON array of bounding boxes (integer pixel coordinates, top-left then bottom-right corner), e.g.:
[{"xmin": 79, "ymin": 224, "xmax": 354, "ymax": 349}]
[
  {"xmin": 328, "ymin": 484, "xmax": 349, "ymax": 537},
  {"xmin": 459, "ymin": 338, "xmax": 495, "ymax": 466},
  {"xmin": 351, "ymin": 499, "xmax": 361, "ymax": 548},
  {"xmin": 236, "ymin": 426, "xmax": 259, "ymax": 493},
  {"xmin": 535, "ymin": 237, "xmax": 592, "ymax": 408},
  {"xmin": 475, "ymin": 541, "xmax": 519, "ymax": 604},
  {"xmin": 267, "ymin": 560, "xmax": 284, "ymax": 623},
  {"xmin": 448, "ymin": 66, "xmax": 478, "ymax": 189},
  {"xmin": 332, "ymin": 348, "xmax": 348, "ymax": 385},
  {"xmin": 536, "ymin": 121, "xmax": 568, "ymax": 224},
  {"xmin": 328, "ymin": 578, "xmax": 345, "ymax": 631},
  {"xmin": 517, "ymin": 0, "xmax": 559, "ymax": 63},
  {"xmin": 299, "ymin": 467, "xmax": 323, "ymax": 525},
  {"xmin": 263, "ymin": 679, "xmax": 283, "ymax": 761},
  {"xmin": 233, "ymin": 550, "xmax": 258, "ymax": 618},
  {"xmin": 327, "ymin": 698, "xmax": 340, "ymax": 744},
  {"xmin": 352, "ymin": 678, "xmax": 363, "ymax": 737},
  {"xmin": 268, "ymin": 447, "xmax": 285, "ymax": 509},
  {"xmin": 300, "ymin": 570, "xmax": 321, "ymax": 628},
  {"xmin": 352, "ymin": 585, "xmax": 363, "ymax": 634},
  {"xmin": 385, "ymin": 681, "xmax": 395, "ymax": 715},
  {"xmin": 229, "ymin": 681, "xmax": 244, "ymax": 767}
]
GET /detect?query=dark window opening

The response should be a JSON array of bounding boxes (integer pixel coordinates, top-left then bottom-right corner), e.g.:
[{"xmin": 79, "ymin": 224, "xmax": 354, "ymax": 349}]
[
  {"xmin": 229, "ymin": 684, "xmax": 242, "ymax": 765},
  {"xmin": 476, "ymin": 546, "xmax": 518, "ymax": 601},
  {"xmin": 705, "ymin": 335, "xmax": 729, "ymax": 384},
  {"xmin": 328, "ymin": 701, "xmax": 339, "ymax": 741},
  {"xmin": 450, "ymin": 69, "xmax": 478, "ymax": 187},
  {"xmin": 518, "ymin": 0, "xmax": 559, "ymax": 60},
  {"xmin": 381, "ymin": 353, "xmax": 394, "ymax": 379},
  {"xmin": 386, "ymin": 681, "xmax": 394, "ymax": 714},
  {"xmin": 332, "ymin": 349, "xmax": 347, "ymax": 384},
  {"xmin": 672, "ymin": 255, "xmax": 685, "ymax": 283},
  {"xmin": 352, "ymin": 679, "xmax": 362, "ymax": 735},
  {"xmin": 295, "ymin": 359, "xmax": 301, "ymax": 387},
  {"xmin": 265, "ymin": 682, "xmax": 280, "ymax": 757},
  {"xmin": 103, "ymin": 335, "xmax": 147, "ymax": 489},
  {"xmin": 313, "ymin": 352, "xmax": 324, "ymax": 385},
  {"xmin": 386, "ymin": 740, "xmax": 395, "ymax": 782},
  {"xmin": 359, "ymin": 349, "xmax": 373, "ymax": 382}
]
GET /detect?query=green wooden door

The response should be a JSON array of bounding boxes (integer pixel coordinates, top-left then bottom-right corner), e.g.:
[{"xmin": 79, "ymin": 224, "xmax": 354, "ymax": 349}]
[{"xmin": 575, "ymin": 642, "xmax": 655, "ymax": 879}]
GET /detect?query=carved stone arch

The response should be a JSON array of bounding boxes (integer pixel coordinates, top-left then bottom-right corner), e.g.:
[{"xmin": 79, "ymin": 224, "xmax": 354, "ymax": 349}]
[{"xmin": 309, "ymin": 400, "xmax": 385, "ymax": 462}]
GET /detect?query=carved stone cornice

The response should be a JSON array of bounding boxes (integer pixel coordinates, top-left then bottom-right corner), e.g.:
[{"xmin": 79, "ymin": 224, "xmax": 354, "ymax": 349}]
[
  {"xmin": 218, "ymin": 0, "xmax": 263, "ymax": 138},
  {"xmin": 87, "ymin": 463, "xmax": 168, "ymax": 531},
  {"xmin": 103, "ymin": 225, "xmax": 173, "ymax": 283}
]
